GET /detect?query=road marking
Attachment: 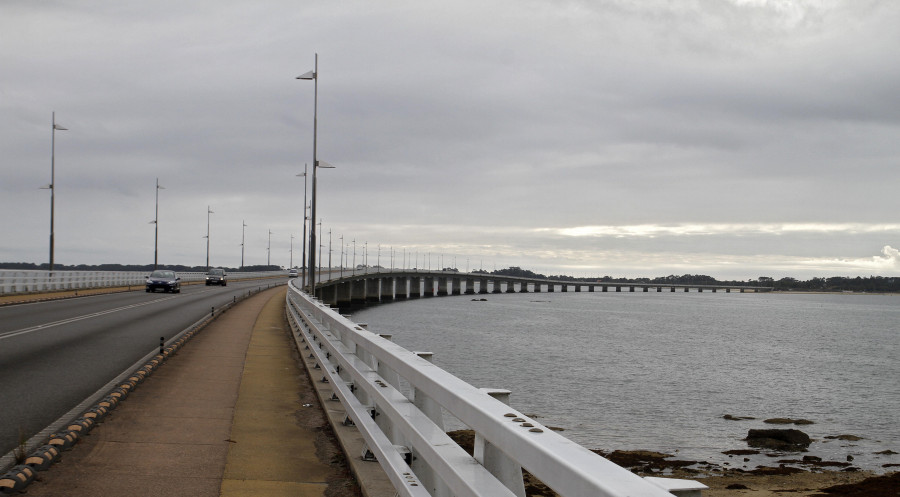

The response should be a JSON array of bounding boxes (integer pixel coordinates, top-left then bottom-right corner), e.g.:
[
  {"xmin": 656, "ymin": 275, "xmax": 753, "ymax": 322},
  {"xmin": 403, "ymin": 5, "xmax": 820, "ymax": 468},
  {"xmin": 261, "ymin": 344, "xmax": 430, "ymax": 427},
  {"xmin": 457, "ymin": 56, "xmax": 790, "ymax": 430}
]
[{"xmin": 0, "ymin": 296, "xmax": 179, "ymax": 341}]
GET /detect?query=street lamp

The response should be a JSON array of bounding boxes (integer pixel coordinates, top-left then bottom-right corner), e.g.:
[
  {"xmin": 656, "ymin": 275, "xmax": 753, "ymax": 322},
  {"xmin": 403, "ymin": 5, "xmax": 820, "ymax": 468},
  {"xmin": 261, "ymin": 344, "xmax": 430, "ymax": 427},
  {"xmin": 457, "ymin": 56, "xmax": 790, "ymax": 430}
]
[
  {"xmin": 267, "ymin": 229, "xmax": 273, "ymax": 267},
  {"xmin": 205, "ymin": 206, "xmax": 214, "ymax": 269},
  {"xmin": 46, "ymin": 112, "xmax": 67, "ymax": 273},
  {"xmin": 296, "ymin": 164, "xmax": 308, "ymax": 288},
  {"xmin": 241, "ymin": 220, "xmax": 248, "ymax": 269},
  {"xmin": 151, "ymin": 178, "xmax": 165, "ymax": 270},
  {"xmin": 297, "ymin": 54, "xmax": 335, "ymax": 295}
]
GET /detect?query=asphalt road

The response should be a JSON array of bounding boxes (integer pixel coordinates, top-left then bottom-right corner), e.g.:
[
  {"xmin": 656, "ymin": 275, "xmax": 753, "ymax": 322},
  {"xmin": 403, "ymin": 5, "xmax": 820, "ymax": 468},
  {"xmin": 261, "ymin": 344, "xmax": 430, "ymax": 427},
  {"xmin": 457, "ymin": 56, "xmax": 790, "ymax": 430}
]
[{"xmin": 0, "ymin": 278, "xmax": 286, "ymax": 456}]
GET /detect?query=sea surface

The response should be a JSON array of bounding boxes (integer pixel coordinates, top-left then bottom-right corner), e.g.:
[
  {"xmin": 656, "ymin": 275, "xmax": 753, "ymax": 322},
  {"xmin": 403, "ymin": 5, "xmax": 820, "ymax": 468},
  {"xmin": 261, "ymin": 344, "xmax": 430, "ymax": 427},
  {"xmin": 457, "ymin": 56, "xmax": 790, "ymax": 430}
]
[{"xmin": 351, "ymin": 291, "xmax": 899, "ymax": 473}]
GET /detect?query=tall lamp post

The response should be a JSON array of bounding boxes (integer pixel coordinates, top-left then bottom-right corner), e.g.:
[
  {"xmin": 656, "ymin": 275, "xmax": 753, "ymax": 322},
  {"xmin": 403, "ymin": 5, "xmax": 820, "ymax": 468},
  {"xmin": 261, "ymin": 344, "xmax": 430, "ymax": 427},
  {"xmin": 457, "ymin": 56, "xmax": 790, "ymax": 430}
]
[
  {"xmin": 151, "ymin": 178, "xmax": 165, "ymax": 270},
  {"xmin": 205, "ymin": 206, "xmax": 214, "ymax": 269},
  {"xmin": 297, "ymin": 54, "xmax": 335, "ymax": 294},
  {"xmin": 241, "ymin": 220, "xmax": 248, "ymax": 269},
  {"xmin": 47, "ymin": 112, "xmax": 67, "ymax": 272},
  {"xmin": 267, "ymin": 229, "xmax": 273, "ymax": 266},
  {"xmin": 296, "ymin": 164, "xmax": 308, "ymax": 287}
]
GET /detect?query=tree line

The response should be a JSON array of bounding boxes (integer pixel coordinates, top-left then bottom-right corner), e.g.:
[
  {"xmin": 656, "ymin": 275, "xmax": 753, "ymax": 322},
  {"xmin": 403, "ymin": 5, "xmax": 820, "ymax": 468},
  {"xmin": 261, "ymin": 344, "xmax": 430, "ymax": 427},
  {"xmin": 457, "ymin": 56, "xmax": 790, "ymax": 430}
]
[{"xmin": 486, "ymin": 267, "xmax": 900, "ymax": 292}]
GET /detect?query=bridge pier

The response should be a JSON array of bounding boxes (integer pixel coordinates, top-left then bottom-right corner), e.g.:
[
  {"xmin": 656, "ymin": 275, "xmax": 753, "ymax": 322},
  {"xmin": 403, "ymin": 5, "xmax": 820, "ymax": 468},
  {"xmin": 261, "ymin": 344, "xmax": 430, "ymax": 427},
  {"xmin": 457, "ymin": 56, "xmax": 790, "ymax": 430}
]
[
  {"xmin": 643, "ymin": 286, "xmax": 648, "ymax": 292},
  {"xmin": 547, "ymin": 284, "xmax": 554, "ymax": 292},
  {"xmin": 533, "ymin": 282, "xmax": 541, "ymax": 292},
  {"xmin": 519, "ymin": 281, "xmax": 529, "ymax": 293},
  {"xmin": 602, "ymin": 285, "xmax": 608, "ymax": 292},
  {"xmin": 395, "ymin": 277, "xmax": 408, "ymax": 299},
  {"xmin": 464, "ymin": 278, "xmax": 476, "ymax": 295},
  {"xmin": 478, "ymin": 278, "xmax": 489, "ymax": 294},
  {"xmin": 684, "ymin": 287, "xmax": 689, "ymax": 292},
  {"xmin": 561, "ymin": 284, "xmax": 567, "ymax": 292},
  {"xmin": 492, "ymin": 279, "xmax": 502, "ymax": 294},
  {"xmin": 381, "ymin": 277, "xmax": 395, "ymax": 302},
  {"xmin": 409, "ymin": 277, "xmax": 421, "ymax": 298},
  {"xmin": 437, "ymin": 277, "xmax": 449, "ymax": 297},
  {"xmin": 351, "ymin": 279, "xmax": 366, "ymax": 307},
  {"xmin": 423, "ymin": 277, "xmax": 435, "ymax": 297},
  {"xmin": 336, "ymin": 281, "xmax": 352, "ymax": 309},
  {"xmin": 589, "ymin": 285, "xmax": 594, "ymax": 292},
  {"xmin": 366, "ymin": 278, "xmax": 380, "ymax": 303},
  {"xmin": 452, "ymin": 277, "xmax": 462, "ymax": 295},
  {"xmin": 574, "ymin": 285, "xmax": 581, "ymax": 292},
  {"xmin": 506, "ymin": 280, "xmax": 516, "ymax": 293}
]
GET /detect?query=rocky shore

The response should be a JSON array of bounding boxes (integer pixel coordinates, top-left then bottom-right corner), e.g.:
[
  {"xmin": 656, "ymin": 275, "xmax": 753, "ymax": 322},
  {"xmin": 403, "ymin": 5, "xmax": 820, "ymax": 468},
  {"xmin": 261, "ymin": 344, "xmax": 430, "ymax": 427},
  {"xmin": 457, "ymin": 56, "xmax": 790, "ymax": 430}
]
[{"xmin": 446, "ymin": 428, "xmax": 899, "ymax": 497}]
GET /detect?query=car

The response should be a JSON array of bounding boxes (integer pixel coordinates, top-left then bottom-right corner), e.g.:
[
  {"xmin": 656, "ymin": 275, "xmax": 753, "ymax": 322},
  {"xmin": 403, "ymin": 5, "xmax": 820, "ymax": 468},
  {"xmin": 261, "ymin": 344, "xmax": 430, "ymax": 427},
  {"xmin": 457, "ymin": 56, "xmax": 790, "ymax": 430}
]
[
  {"xmin": 205, "ymin": 268, "xmax": 227, "ymax": 286},
  {"xmin": 288, "ymin": 268, "xmax": 299, "ymax": 278},
  {"xmin": 146, "ymin": 270, "xmax": 181, "ymax": 293}
]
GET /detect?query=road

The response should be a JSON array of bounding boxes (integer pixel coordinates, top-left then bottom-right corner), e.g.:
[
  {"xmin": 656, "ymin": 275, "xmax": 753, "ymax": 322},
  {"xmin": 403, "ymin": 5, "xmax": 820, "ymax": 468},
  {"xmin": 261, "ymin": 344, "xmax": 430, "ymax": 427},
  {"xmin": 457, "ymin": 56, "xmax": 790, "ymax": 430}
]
[{"xmin": 0, "ymin": 278, "xmax": 286, "ymax": 457}]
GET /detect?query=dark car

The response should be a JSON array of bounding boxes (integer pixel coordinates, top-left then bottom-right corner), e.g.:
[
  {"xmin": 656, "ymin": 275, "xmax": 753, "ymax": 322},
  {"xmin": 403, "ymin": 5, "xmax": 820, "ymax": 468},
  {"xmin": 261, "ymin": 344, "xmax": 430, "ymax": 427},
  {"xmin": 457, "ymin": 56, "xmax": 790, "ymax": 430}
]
[
  {"xmin": 205, "ymin": 268, "xmax": 227, "ymax": 286},
  {"xmin": 146, "ymin": 270, "xmax": 181, "ymax": 293}
]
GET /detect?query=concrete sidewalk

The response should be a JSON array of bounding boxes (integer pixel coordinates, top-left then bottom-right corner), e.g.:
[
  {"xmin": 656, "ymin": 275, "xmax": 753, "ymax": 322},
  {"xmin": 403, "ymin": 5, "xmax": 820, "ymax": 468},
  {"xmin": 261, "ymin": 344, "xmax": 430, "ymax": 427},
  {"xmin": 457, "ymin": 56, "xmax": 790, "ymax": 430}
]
[{"xmin": 24, "ymin": 286, "xmax": 360, "ymax": 497}]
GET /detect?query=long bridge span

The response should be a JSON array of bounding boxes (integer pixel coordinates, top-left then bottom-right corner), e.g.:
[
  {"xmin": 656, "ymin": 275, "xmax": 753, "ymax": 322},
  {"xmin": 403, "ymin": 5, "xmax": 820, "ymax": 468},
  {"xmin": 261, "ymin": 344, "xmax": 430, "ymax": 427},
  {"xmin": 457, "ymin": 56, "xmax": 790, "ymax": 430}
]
[{"xmin": 311, "ymin": 269, "xmax": 773, "ymax": 310}]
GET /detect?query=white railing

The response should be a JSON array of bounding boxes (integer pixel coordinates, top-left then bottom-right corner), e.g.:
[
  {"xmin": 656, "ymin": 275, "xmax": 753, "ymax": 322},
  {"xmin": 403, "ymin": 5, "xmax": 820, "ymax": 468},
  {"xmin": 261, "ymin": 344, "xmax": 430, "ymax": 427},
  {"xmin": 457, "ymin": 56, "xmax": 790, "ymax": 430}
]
[
  {"xmin": 285, "ymin": 283, "xmax": 706, "ymax": 497},
  {"xmin": 0, "ymin": 270, "xmax": 287, "ymax": 295}
]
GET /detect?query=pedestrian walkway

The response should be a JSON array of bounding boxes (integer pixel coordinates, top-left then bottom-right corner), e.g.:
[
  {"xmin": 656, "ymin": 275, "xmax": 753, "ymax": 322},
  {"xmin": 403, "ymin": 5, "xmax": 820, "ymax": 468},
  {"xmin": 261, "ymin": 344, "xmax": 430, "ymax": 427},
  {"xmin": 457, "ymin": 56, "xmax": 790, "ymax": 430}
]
[{"xmin": 25, "ymin": 286, "xmax": 359, "ymax": 497}]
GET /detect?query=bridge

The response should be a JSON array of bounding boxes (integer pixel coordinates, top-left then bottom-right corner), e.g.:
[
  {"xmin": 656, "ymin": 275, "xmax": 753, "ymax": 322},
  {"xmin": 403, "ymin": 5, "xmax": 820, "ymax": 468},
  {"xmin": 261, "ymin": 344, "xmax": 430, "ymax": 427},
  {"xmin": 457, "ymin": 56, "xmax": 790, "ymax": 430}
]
[{"xmin": 310, "ymin": 268, "xmax": 773, "ymax": 310}]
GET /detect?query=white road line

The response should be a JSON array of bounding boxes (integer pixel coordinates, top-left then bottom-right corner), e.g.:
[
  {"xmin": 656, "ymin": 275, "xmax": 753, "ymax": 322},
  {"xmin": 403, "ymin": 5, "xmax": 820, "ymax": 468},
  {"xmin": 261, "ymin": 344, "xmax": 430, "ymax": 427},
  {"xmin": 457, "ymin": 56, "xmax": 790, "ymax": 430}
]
[{"xmin": 0, "ymin": 295, "xmax": 178, "ymax": 341}]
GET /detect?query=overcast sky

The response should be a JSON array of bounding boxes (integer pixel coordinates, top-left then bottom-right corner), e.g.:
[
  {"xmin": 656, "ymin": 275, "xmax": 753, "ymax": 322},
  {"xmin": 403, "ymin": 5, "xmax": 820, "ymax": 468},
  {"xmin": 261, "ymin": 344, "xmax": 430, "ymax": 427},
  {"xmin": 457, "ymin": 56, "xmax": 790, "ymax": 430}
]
[{"xmin": 2, "ymin": 0, "xmax": 898, "ymax": 280}]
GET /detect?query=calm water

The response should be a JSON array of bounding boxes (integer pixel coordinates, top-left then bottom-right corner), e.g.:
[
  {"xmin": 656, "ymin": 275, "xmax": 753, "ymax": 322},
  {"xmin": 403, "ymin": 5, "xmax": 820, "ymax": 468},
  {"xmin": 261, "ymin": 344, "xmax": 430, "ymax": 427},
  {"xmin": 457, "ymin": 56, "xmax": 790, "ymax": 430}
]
[{"xmin": 351, "ymin": 291, "xmax": 900, "ymax": 473}]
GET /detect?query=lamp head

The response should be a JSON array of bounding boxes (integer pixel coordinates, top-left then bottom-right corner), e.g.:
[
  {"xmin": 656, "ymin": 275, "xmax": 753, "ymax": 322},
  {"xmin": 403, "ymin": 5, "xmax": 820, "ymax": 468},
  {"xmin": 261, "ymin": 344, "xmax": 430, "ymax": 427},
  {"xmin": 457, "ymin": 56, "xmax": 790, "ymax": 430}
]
[{"xmin": 296, "ymin": 70, "xmax": 316, "ymax": 80}]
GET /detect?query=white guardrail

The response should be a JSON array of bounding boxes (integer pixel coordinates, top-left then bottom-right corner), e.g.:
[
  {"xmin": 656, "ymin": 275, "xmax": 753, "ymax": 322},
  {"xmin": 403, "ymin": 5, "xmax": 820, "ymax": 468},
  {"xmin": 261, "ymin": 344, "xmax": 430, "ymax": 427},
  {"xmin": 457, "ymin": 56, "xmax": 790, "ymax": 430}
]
[
  {"xmin": 285, "ymin": 282, "xmax": 707, "ymax": 497},
  {"xmin": 0, "ymin": 269, "xmax": 287, "ymax": 295}
]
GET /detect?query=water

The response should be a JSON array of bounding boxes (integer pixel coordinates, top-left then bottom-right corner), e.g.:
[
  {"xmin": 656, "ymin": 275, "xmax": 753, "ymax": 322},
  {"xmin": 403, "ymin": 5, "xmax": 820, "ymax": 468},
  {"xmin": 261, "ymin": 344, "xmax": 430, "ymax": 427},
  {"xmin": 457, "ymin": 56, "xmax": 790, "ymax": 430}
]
[{"xmin": 351, "ymin": 291, "xmax": 900, "ymax": 473}]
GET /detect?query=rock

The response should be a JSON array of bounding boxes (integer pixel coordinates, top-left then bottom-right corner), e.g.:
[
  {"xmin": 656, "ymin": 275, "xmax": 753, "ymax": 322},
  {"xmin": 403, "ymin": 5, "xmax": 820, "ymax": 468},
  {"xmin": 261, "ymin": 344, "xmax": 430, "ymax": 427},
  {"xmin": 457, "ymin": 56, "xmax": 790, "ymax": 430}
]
[
  {"xmin": 726, "ymin": 484, "xmax": 750, "ymax": 489},
  {"xmin": 724, "ymin": 414, "xmax": 755, "ymax": 421},
  {"xmin": 764, "ymin": 417, "xmax": 814, "ymax": 425},
  {"xmin": 745, "ymin": 429, "xmax": 811, "ymax": 450},
  {"xmin": 825, "ymin": 434, "xmax": 864, "ymax": 441}
]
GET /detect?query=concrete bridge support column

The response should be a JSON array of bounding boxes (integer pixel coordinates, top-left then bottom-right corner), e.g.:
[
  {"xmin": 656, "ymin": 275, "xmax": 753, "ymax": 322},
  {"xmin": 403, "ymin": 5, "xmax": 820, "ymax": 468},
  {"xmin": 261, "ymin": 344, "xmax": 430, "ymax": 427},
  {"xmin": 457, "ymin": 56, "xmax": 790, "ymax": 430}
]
[
  {"xmin": 657, "ymin": 287, "xmax": 662, "ymax": 292},
  {"xmin": 423, "ymin": 277, "xmax": 435, "ymax": 297},
  {"xmin": 699, "ymin": 288, "xmax": 704, "ymax": 293},
  {"xmin": 603, "ymin": 285, "xmax": 608, "ymax": 292},
  {"xmin": 671, "ymin": 286, "xmax": 676, "ymax": 292},
  {"xmin": 478, "ymin": 278, "xmax": 489, "ymax": 294},
  {"xmin": 712, "ymin": 288, "xmax": 717, "ymax": 293},
  {"xmin": 506, "ymin": 280, "xmax": 516, "ymax": 293},
  {"xmin": 589, "ymin": 286, "xmax": 595, "ymax": 292},
  {"xmin": 616, "ymin": 286, "xmax": 621, "ymax": 292},
  {"xmin": 740, "ymin": 288, "xmax": 745, "ymax": 293},
  {"xmin": 684, "ymin": 287, "xmax": 689, "ymax": 292},
  {"xmin": 366, "ymin": 278, "xmax": 380, "ymax": 303},
  {"xmin": 437, "ymin": 277, "xmax": 449, "ymax": 297},
  {"xmin": 381, "ymin": 277, "xmax": 395, "ymax": 302},
  {"xmin": 492, "ymin": 280, "xmax": 503, "ymax": 294},
  {"xmin": 643, "ymin": 287, "xmax": 649, "ymax": 292},
  {"xmin": 574, "ymin": 285, "xmax": 581, "ymax": 292},
  {"xmin": 561, "ymin": 284, "xmax": 567, "ymax": 292},
  {"xmin": 395, "ymin": 277, "xmax": 408, "ymax": 300},
  {"xmin": 533, "ymin": 282, "xmax": 541, "ymax": 292},
  {"xmin": 726, "ymin": 288, "xmax": 730, "ymax": 293},
  {"xmin": 336, "ymin": 281, "xmax": 352, "ymax": 309},
  {"xmin": 630, "ymin": 286, "xmax": 635, "ymax": 292},
  {"xmin": 464, "ymin": 278, "xmax": 475, "ymax": 295},
  {"xmin": 409, "ymin": 277, "xmax": 421, "ymax": 299},
  {"xmin": 548, "ymin": 284, "xmax": 554, "ymax": 292},
  {"xmin": 519, "ymin": 281, "xmax": 529, "ymax": 293},
  {"xmin": 321, "ymin": 284, "xmax": 337, "ymax": 307},
  {"xmin": 452, "ymin": 277, "xmax": 462, "ymax": 295},
  {"xmin": 351, "ymin": 279, "xmax": 366, "ymax": 307}
]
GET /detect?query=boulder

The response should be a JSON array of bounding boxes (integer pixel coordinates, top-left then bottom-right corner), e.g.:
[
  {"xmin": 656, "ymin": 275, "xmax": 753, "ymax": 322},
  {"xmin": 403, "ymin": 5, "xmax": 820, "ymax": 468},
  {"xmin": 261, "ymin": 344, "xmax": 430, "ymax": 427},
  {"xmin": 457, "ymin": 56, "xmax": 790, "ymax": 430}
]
[{"xmin": 745, "ymin": 428, "xmax": 811, "ymax": 450}]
